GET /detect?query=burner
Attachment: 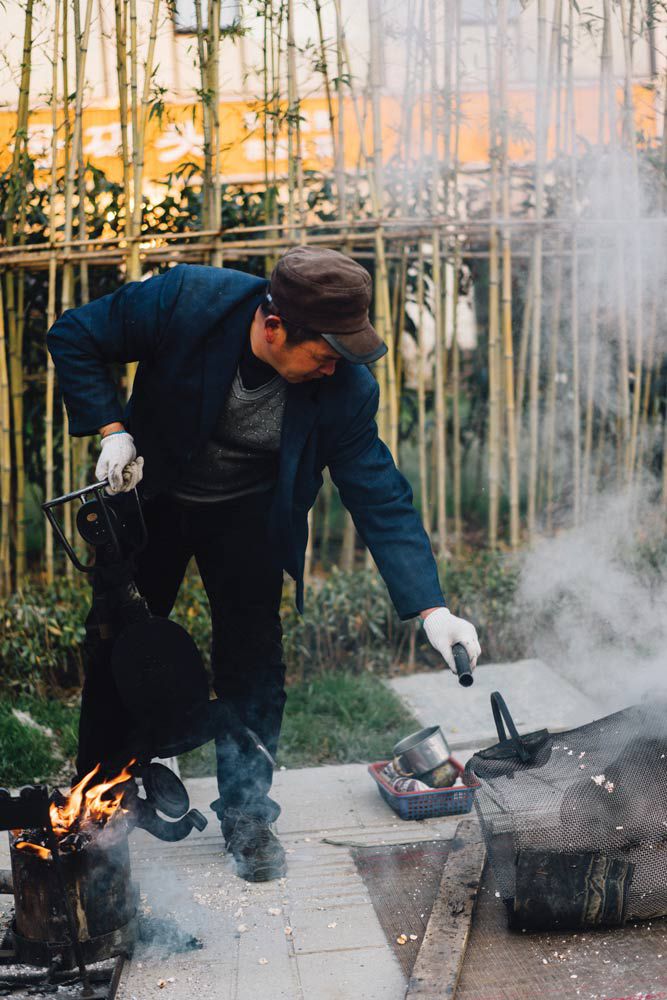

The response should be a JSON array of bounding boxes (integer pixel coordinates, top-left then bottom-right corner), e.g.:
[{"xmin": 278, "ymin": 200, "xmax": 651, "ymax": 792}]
[{"xmin": 10, "ymin": 834, "xmax": 137, "ymax": 969}]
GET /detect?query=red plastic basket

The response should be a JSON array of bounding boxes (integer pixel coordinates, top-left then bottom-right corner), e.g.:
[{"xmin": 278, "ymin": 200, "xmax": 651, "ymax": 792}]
[{"xmin": 368, "ymin": 758, "xmax": 479, "ymax": 820}]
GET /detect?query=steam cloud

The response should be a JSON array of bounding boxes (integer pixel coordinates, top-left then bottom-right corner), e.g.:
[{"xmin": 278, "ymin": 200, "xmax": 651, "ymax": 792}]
[{"xmin": 518, "ymin": 488, "xmax": 667, "ymax": 713}]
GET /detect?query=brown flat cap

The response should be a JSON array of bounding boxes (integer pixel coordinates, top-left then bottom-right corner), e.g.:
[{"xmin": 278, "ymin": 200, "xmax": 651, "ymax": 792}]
[{"xmin": 269, "ymin": 246, "xmax": 387, "ymax": 364}]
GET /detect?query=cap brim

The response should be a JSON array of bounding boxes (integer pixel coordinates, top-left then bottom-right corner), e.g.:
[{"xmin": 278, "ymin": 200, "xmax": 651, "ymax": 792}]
[{"xmin": 321, "ymin": 321, "xmax": 387, "ymax": 365}]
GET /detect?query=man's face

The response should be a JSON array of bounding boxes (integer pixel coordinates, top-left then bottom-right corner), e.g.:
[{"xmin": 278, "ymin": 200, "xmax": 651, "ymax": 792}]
[{"xmin": 264, "ymin": 319, "xmax": 342, "ymax": 383}]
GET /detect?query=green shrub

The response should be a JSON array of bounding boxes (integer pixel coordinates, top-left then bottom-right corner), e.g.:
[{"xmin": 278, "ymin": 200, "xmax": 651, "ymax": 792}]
[
  {"xmin": 439, "ymin": 548, "xmax": 527, "ymax": 663},
  {"xmin": 0, "ymin": 578, "xmax": 88, "ymax": 696},
  {"xmin": 172, "ymin": 566, "xmax": 412, "ymax": 682},
  {"xmin": 280, "ymin": 567, "xmax": 410, "ymax": 680},
  {"xmin": 0, "ymin": 551, "xmax": 526, "ymax": 699}
]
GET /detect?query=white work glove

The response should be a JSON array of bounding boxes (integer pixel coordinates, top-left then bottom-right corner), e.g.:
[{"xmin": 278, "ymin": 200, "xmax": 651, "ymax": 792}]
[
  {"xmin": 95, "ymin": 431, "xmax": 144, "ymax": 494},
  {"xmin": 422, "ymin": 607, "xmax": 481, "ymax": 675}
]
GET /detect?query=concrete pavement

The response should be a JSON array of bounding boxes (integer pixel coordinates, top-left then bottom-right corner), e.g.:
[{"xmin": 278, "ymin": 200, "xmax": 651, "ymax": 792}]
[
  {"xmin": 118, "ymin": 656, "xmax": 609, "ymax": 1000},
  {"xmin": 117, "ymin": 766, "xmax": 464, "ymax": 1000}
]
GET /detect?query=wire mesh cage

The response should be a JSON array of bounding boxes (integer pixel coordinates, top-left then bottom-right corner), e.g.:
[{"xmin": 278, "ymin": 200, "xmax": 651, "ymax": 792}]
[{"xmin": 464, "ymin": 693, "xmax": 667, "ymax": 931}]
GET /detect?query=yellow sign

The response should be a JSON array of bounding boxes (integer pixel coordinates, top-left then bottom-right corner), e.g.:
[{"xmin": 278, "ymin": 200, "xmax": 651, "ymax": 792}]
[{"xmin": 0, "ymin": 87, "xmax": 656, "ymax": 185}]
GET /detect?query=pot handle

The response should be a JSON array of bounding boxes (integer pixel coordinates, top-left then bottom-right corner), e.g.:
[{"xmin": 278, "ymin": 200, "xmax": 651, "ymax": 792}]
[{"xmin": 490, "ymin": 692, "xmax": 531, "ymax": 764}]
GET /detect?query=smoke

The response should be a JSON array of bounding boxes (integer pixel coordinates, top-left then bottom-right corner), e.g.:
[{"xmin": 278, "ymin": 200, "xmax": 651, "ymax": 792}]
[
  {"xmin": 131, "ymin": 842, "xmax": 237, "ymax": 961},
  {"xmin": 518, "ymin": 487, "xmax": 667, "ymax": 712}
]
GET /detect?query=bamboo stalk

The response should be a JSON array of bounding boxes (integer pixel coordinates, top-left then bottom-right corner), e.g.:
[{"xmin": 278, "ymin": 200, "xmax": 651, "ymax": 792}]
[
  {"xmin": 194, "ymin": 0, "xmax": 212, "ymax": 231},
  {"xmin": 601, "ymin": 0, "xmax": 630, "ymax": 473},
  {"xmin": 619, "ymin": 0, "xmax": 644, "ymax": 484},
  {"xmin": 61, "ymin": 0, "xmax": 94, "ymax": 571},
  {"xmin": 128, "ymin": 0, "xmax": 161, "ymax": 280},
  {"xmin": 431, "ymin": 230, "xmax": 447, "ymax": 554},
  {"xmin": 45, "ymin": 0, "xmax": 62, "ymax": 583},
  {"xmin": 498, "ymin": 0, "xmax": 519, "ymax": 548},
  {"xmin": 313, "ymin": 0, "xmax": 343, "ymax": 239},
  {"xmin": 0, "ymin": 278, "xmax": 10, "ymax": 595},
  {"xmin": 582, "ymin": 9, "xmax": 612, "ymax": 510},
  {"xmin": 527, "ymin": 0, "xmax": 548, "ymax": 541},
  {"xmin": 333, "ymin": 0, "xmax": 346, "ymax": 219},
  {"xmin": 304, "ymin": 509, "xmax": 315, "ymax": 583},
  {"xmin": 319, "ymin": 471, "xmax": 334, "ymax": 569},
  {"xmin": 73, "ymin": 0, "xmax": 92, "ymax": 509},
  {"xmin": 544, "ymin": 249, "xmax": 562, "ymax": 533},
  {"xmin": 450, "ymin": 1, "xmax": 463, "ymax": 553},
  {"xmin": 286, "ymin": 0, "xmax": 304, "ymax": 230},
  {"xmin": 639, "ymin": 75, "xmax": 666, "ymax": 478},
  {"xmin": 484, "ymin": 0, "xmax": 501, "ymax": 548},
  {"xmin": 416, "ymin": 243, "xmax": 431, "ymax": 535},
  {"xmin": 209, "ymin": 0, "xmax": 223, "ymax": 266},
  {"xmin": 340, "ymin": 510, "xmax": 356, "ymax": 571},
  {"xmin": 367, "ymin": 0, "xmax": 398, "ymax": 459},
  {"xmin": 544, "ymin": 0, "xmax": 563, "ymax": 533},
  {"xmin": 60, "ymin": 0, "xmax": 73, "ymax": 569},
  {"xmin": 4, "ymin": 0, "xmax": 34, "ymax": 586},
  {"xmin": 114, "ymin": 0, "xmax": 132, "ymax": 247},
  {"xmin": 515, "ymin": 255, "xmax": 533, "ymax": 441},
  {"xmin": 451, "ymin": 243, "xmax": 462, "ymax": 553},
  {"xmin": 73, "ymin": 0, "xmax": 89, "ymax": 306},
  {"xmin": 430, "ymin": 0, "xmax": 446, "ymax": 553},
  {"xmin": 567, "ymin": 0, "xmax": 581, "ymax": 523}
]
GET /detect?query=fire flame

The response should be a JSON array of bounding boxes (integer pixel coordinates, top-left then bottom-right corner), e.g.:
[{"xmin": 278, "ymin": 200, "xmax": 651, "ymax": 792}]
[
  {"xmin": 49, "ymin": 761, "xmax": 135, "ymax": 838},
  {"xmin": 14, "ymin": 841, "xmax": 52, "ymax": 861},
  {"xmin": 14, "ymin": 760, "xmax": 135, "ymax": 860}
]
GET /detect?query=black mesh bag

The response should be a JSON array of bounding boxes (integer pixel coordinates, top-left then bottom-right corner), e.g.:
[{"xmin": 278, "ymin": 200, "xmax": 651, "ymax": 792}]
[{"xmin": 464, "ymin": 693, "xmax": 667, "ymax": 931}]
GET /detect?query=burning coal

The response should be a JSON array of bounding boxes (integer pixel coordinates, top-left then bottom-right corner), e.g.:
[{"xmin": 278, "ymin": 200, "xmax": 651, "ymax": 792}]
[{"xmin": 14, "ymin": 760, "xmax": 135, "ymax": 860}]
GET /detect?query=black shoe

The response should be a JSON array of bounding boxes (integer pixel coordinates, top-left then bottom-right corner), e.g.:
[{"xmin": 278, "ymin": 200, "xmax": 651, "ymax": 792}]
[{"xmin": 222, "ymin": 809, "xmax": 287, "ymax": 883}]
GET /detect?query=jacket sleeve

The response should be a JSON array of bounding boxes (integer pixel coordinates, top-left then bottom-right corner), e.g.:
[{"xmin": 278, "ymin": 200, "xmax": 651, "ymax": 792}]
[
  {"xmin": 46, "ymin": 266, "xmax": 185, "ymax": 436},
  {"xmin": 327, "ymin": 381, "xmax": 446, "ymax": 621}
]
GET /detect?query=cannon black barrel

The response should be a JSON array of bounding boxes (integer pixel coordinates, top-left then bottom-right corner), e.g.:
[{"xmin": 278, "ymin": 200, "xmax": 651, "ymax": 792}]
[{"xmin": 453, "ymin": 643, "xmax": 474, "ymax": 687}]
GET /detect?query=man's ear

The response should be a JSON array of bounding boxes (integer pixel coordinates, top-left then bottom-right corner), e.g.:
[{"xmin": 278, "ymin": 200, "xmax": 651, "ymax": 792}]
[{"xmin": 264, "ymin": 314, "xmax": 282, "ymax": 344}]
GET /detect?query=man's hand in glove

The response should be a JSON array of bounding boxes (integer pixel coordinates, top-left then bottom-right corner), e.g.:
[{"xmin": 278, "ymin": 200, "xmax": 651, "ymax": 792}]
[
  {"xmin": 420, "ymin": 607, "xmax": 481, "ymax": 675},
  {"xmin": 95, "ymin": 429, "xmax": 144, "ymax": 494}
]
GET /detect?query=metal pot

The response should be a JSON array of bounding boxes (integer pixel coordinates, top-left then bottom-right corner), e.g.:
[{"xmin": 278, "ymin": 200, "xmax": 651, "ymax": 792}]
[{"xmin": 393, "ymin": 726, "xmax": 451, "ymax": 776}]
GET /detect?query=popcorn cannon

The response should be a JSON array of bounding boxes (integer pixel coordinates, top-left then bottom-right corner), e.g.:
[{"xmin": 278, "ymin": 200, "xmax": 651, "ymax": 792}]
[{"xmin": 42, "ymin": 481, "xmax": 276, "ymax": 777}]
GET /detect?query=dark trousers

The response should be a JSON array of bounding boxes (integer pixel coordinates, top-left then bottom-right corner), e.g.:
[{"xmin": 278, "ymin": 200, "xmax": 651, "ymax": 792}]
[{"xmin": 78, "ymin": 490, "xmax": 286, "ymax": 823}]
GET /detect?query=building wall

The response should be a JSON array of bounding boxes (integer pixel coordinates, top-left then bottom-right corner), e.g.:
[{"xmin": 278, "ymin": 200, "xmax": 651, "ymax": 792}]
[{"xmin": 0, "ymin": 0, "xmax": 660, "ymax": 187}]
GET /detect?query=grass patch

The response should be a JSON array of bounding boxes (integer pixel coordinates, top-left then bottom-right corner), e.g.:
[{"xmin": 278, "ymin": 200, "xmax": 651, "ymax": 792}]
[
  {"xmin": 0, "ymin": 697, "xmax": 79, "ymax": 786},
  {"xmin": 0, "ymin": 673, "xmax": 417, "ymax": 785},
  {"xmin": 179, "ymin": 670, "xmax": 418, "ymax": 778}
]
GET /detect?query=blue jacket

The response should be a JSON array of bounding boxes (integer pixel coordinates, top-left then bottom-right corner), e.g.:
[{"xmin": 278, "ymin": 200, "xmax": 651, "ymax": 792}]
[{"xmin": 47, "ymin": 264, "xmax": 445, "ymax": 619}]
